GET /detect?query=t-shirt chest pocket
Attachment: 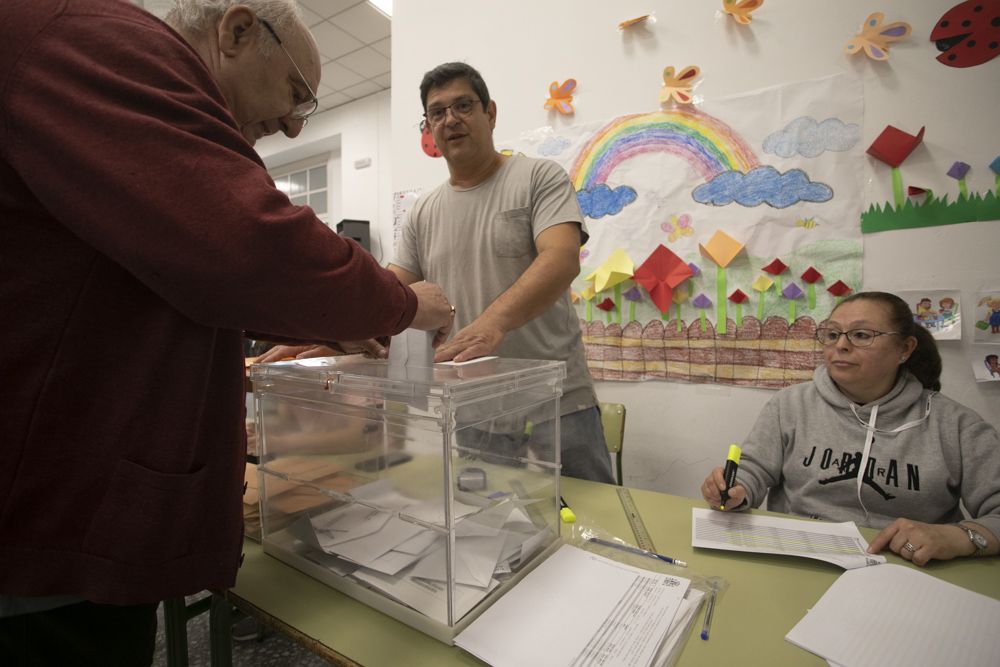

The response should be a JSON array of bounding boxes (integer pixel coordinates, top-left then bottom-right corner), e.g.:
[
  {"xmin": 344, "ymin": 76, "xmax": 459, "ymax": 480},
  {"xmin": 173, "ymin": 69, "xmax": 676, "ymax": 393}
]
[{"xmin": 493, "ymin": 207, "xmax": 533, "ymax": 258}]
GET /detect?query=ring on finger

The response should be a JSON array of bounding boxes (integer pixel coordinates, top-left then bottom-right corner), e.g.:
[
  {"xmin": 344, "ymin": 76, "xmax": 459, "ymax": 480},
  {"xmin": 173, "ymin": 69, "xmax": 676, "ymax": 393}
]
[{"xmin": 903, "ymin": 541, "xmax": 916, "ymax": 553}]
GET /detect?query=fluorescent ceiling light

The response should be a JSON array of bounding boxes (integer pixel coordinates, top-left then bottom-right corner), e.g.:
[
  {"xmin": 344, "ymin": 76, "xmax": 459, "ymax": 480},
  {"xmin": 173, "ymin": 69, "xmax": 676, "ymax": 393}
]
[{"xmin": 367, "ymin": 0, "xmax": 392, "ymax": 18}]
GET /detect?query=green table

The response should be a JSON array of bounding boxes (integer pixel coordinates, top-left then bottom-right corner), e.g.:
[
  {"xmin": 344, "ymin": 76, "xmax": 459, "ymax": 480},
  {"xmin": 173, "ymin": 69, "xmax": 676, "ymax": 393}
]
[{"xmin": 228, "ymin": 478, "xmax": 1000, "ymax": 666}]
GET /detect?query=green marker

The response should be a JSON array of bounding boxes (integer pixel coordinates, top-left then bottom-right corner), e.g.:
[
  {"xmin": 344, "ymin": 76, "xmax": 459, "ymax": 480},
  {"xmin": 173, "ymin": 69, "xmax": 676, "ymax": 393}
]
[{"xmin": 719, "ymin": 444, "xmax": 742, "ymax": 510}]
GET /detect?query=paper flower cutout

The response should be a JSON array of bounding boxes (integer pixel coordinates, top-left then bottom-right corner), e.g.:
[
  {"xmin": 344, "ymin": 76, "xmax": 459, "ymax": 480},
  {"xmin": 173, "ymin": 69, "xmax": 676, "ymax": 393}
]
[
  {"xmin": 570, "ymin": 291, "xmax": 580, "ymax": 304},
  {"xmin": 844, "ymin": 12, "xmax": 911, "ymax": 61},
  {"xmin": 692, "ymin": 293, "xmax": 712, "ymax": 309},
  {"xmin": 596, "ymin": 298, "xmax": 616, "ymax": 312},
  {"xmin": 947, "ymin": 161, "xmax": 970, "ymax": 180},
  {"xmin": 585, "ymin": 248, "xmax": 634, "ymax": 292},
  {"xmin": 800, "ymin": 267, "xmax": 822, "ymax": 284},
  {"xmin": 751, "ymin": 276, "xmax": 774, "ymax": 292},
  {"xmin": 990, "ymin": 155, "xmax": 1000, "ymax": 175},
  {"xmin": 722, "ymin": 0, "xmax": 763, "ymax": 25},
  {"xmin": 762, "ymin": 259, "xmax": 788, "ymax": 276},
  {"xmin": 544, "ymin": 79, "xmax": 577, "ymax": 115},
  {"xmin": 580, "ymin": 285, "xmax": 597, "ymax": 301},
  {"xmin": 827, "ymin": 280, "xmax": 853, "ymax": 297},
  {"xmin": 660, "ymin": 65, "xmax": 700, "ymax": 106},
  {"xmin": 623, "ymin": 286, "xmax": 643, "ymax": 301},
  {"xmin": 867, "ymin": 125, "xmax": 925, "ymax": 168},
  {"xmin": 907, "ymin": 185, "xmax": 932, "ymax": 201},
  {"xmin": 699, "ymin": 231, "xmax": 744, "ymax": 268},
  {"xmin": 688, "ymin": 262, "xmax": 701, "ymax": 277},
  {"xmin": 782, "ymin": 283, "xmax": 804, "ymax": 300},
  {"xmin": 634, "ymin": 245, "xmax": 694, "ymax": 314},
  {"xmin": 729, "ymin": 289, "xmax": 749, "ymax": 304}
]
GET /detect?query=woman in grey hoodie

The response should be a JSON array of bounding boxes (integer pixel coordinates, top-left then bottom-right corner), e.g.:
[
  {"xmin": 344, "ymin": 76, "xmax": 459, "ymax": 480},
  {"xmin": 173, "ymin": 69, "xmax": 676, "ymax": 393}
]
[{"xmin": 701, "ymin": 292, "xmax": 999, "ymax": 566}]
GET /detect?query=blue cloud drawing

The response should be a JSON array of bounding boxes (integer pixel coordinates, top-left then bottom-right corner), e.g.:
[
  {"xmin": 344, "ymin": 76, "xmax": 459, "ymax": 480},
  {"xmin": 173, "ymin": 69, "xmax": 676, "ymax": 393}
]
[
  {"xmin": 762, "ymin": 116, "xmax": 860, "ymax": 158},
  {"xmin": 692, "ymin": 166, "xmax": 833, "ymax": 209},
  {"xmin": 577, "ymin": 184, "xmax": 637, "ymax": 219},
  {"xmin": 538, "ymin": 136, "xmax": 571, "ymax": 156}
]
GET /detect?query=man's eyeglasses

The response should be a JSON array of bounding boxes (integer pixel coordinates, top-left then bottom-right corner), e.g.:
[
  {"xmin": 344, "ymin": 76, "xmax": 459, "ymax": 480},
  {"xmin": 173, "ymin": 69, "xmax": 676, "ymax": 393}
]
[
  {"xmin": 259, "ymin": 18, "xmax": 319, "ymax": 121},
  {"xmin": 815, "ymin": 327, "xmax": 900, "ymax": 347},
  {"xmin": 423, "ymin": 98, "xmax": 479, "ymax": 126}
]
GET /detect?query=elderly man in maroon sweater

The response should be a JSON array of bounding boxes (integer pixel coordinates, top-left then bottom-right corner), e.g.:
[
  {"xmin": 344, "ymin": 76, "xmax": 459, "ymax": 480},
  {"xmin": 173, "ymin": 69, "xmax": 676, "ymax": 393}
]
[{"xmin": 0, "ymin": 0, "xmax": 453, "ymax": 662}]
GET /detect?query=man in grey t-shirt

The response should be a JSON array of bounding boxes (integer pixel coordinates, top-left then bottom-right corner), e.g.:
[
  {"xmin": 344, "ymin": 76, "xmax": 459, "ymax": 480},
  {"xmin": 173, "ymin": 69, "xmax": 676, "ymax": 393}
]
[{"xmin": 389, "ymin": 62, "xmax": 614, "ymax": 484}]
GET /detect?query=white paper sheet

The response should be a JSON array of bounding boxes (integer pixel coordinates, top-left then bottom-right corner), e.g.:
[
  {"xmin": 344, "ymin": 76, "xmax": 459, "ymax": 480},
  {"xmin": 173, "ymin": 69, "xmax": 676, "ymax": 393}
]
[
  {"xmin": 410, "ymin": 534, "xmax": 509, "ymax": 588},
  {"xmin": 455, "ymin": 544, "xmax": 690, "ymax": 667},
  {"xmin": 651, "ymin": 588, "xmax": 705, "ymax": 667},
  {"xmin": 786, "ymin": 564, "xmax": 1000, "ymax": 667},
  {"xmin": 352, "ymin": 567, "xmax": 500, "ymax": 626},
  {"xmin": 691, "ymin": 508, "xmax": 885, "ymax": 569}
]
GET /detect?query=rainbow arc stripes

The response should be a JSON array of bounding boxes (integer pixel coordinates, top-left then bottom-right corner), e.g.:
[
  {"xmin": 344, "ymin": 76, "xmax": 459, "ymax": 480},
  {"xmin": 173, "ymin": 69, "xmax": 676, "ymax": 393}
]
[{"xmin": 569, "ymin": 108, "xmax": 759, "ymax": 191}]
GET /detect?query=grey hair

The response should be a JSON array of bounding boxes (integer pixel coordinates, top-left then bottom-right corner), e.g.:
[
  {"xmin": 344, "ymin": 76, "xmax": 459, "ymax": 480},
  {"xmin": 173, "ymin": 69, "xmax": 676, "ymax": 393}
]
[{"xmin": 164, "ymin": 0, "xmax": 303, "ymax": 56}]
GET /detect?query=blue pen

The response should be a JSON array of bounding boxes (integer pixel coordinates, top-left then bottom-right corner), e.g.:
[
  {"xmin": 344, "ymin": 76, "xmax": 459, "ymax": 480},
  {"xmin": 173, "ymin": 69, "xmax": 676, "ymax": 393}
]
[{"xmin": 588, "ymin": 537, "xmax": 688, "ymax": 567}]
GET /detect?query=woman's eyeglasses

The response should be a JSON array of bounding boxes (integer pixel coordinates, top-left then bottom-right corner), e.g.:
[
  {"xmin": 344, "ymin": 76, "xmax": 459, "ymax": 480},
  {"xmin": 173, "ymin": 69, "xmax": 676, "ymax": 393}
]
[{"xmin": 815, "ymin": 327, "xmax": 900, "ymax": 347}]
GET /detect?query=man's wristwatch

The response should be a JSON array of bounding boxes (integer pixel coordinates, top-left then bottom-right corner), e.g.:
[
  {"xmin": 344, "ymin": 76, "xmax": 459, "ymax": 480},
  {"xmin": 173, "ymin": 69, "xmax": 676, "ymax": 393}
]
[{"xmin": 960, "ymin": 523, "xmax": 989, "ymax": 557}]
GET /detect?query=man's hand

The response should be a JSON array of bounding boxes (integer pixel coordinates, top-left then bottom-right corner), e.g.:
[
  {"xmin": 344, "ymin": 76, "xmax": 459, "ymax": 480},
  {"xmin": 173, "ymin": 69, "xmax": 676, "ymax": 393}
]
[
  {"xmin": 408, "ymin": 280, "xmax": 454, "ymax": 347},
  {"xmin": 433, "ymin": 317, "xmax": 505, "ymax": 363}
]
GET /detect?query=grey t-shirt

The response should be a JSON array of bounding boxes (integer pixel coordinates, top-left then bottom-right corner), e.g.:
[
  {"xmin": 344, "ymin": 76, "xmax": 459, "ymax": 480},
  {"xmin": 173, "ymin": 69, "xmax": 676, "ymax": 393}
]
[{"xmin": 394, "ymin": 156, "xmax": 596, "ymax": 415}]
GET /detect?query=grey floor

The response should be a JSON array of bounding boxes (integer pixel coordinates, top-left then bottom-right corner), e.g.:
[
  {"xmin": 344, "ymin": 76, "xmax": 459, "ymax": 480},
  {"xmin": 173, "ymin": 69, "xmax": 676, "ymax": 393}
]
[{"xmin": 150, "ymin": 594, "xmax": 330, "ymax": 666}]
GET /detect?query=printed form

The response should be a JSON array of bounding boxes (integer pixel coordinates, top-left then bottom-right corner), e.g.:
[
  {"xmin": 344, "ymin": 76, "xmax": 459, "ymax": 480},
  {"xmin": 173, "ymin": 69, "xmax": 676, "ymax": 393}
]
[
  {"xmin": 691, "ymin": 508, "xmax": 885, "ymax": 569},
  {"xmin": 456, "ymin": 543, "xmax": 691, "ymax": 667}
]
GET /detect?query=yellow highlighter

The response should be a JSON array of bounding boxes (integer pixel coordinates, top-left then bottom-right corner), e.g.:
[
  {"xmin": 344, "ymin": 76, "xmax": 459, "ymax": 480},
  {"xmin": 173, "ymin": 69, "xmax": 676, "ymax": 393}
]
[
  {"xmin": 720, "ymin": 444, "xmax": 742, "ymax": 510},
  {"xmin": 559, "ymin": 496, "xmax": 576, "ymax": 523}
]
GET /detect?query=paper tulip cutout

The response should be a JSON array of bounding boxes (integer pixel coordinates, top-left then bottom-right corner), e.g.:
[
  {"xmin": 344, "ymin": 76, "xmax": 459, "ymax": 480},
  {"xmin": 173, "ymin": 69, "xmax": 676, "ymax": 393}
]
[
  {"xmin": 762, "ymin": 259, "xmax": 789, "ymax": 294},
  {"xmin": 586, "ymin": 249, "xmax": 634, "ymax": 293},
  {"xmin": 800, "ymin": 266, "xmax": 823, "ymax": 310},
  {"xmin": 692, "ymin": 293, "xmax": 713, "ymax": 333},
  {"xmin": 634, "ymin": 245, "xmax": 694, "ymax": 314},
  {"xmin": 700, "ymin": 230, "xmax": 745, "ymax": 333},
  {"xmin": 946, "ymin": 161, "xmax": 971, "ymax": 199},
  {"xmin": 867, "ymin": 125, "xmax": 925, "ymax": 207},
  {"xmin": 827, "ymin": 280, "xmax": 853, "ymax": 305},
  {"xmin": 782, "ymin": 282, "xmax": 804, "ymax": 321},
  {"xmin": 751, "ymin": 275, "xmax": 775, "ymax": 320},
  {"xmin": 623, "ymin": 285, "xmax": 643, "ymax": 322},
  {"xmin": 729, "ymin": 289, "xmax": 749, "ymax": 327}
]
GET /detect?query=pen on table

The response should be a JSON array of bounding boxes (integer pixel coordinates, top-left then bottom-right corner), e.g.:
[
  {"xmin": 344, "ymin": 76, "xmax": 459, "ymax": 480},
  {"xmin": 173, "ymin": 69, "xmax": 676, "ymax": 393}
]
[
  {"xmin": 588, "ymin": 537, "xmax": 687, "ymax": 567},
  {"xmin": 719, "ymin": 444, "xmax": 742, "ymax": 510},
  {"xmin": 700, "ymin": 583, "xmax": 717, "ymax": 640},
  {"xmin": 559, "ymin": 496, "xmax": 576, "ymax": 523}
]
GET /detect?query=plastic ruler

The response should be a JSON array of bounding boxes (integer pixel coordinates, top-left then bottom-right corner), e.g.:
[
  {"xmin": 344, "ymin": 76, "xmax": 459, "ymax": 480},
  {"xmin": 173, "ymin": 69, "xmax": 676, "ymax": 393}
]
[{"xmin": 616, "ymin": 486, "xmax": 656, "ymax": 552}]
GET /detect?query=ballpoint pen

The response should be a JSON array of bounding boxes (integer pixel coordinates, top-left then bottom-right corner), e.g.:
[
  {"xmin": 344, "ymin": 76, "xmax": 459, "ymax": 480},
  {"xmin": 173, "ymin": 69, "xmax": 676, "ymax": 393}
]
[
  {"xmin": 588, "ymin": 537, "xmax": 688, "ymax": 567},
  {"xmin": 701, "ymin": 582, "xmax": 718, "ymax": 640}
]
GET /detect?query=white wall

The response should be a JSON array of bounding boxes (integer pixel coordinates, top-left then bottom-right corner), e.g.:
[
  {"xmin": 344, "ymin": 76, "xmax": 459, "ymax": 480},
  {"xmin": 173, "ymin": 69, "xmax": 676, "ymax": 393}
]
[
  {"xmin": 389, "ymin": 0, "xmax": 1000, "ymax": 500},
  {"xmin": 256, "ymin": 90, "xmax": 396, "ymax": 265}
]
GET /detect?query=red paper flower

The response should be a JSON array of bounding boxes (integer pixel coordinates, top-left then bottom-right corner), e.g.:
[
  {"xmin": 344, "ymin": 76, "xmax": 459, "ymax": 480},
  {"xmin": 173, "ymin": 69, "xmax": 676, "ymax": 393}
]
[
  {"xmin": 728, "ymin": 289, "xmax": 749, "ymax": 304},
  {"xmin": 762, "ymin": 259, "xmax": 788, "ymax": 276},
  {"xmin": 596, "ymin": 298, "xmax": 616, "ymax": 312},
  {"xmin": 800, "ymin": 267, "xmax": 823, "ymax": 284},
  {"xmin": 866, "ymin": 125, "xmax": 925, "ymax": 168},
  {"xmin": 827, "ymin": 280, "xmax": 853, "ymax": 297}
]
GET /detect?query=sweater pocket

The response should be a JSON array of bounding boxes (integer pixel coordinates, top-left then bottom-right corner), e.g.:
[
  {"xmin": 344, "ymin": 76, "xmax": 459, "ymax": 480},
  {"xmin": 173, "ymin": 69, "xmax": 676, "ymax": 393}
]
[
  {"xmin": 83, "ymin": 459, "xmax": 208, "ymax": 566},
  {"xmin": 492, "ymin": 207, "xmax": 533, "ymax": 258}
]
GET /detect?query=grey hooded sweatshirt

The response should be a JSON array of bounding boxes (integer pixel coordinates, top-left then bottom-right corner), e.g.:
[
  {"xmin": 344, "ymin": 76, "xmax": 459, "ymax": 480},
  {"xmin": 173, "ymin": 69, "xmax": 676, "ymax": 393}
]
[{"xmin": 736, "ymin": 365, "xmax": 1000, "ymax": 540}]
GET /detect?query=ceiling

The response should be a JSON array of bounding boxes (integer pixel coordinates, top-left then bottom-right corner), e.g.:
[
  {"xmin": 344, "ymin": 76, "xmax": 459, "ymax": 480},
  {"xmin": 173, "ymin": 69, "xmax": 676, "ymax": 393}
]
[{"xmin": 136, "ymin": 0, "xmax": 391, "ymax": 114}]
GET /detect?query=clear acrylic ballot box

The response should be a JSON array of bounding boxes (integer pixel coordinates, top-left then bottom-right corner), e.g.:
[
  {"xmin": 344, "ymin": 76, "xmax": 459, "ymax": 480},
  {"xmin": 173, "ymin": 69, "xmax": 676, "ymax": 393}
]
[{"xmin": 250, "ymin": 356, "xmax": 564, "ymax": 643}]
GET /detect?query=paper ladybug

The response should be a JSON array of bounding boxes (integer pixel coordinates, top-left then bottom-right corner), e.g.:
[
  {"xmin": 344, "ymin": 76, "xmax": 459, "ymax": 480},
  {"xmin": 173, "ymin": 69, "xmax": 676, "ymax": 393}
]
[
  {"xmin": 930, "ymin": 0, "xmax": 1000, "ymax": 68},
  {"xmin": 420, "ymin": 121, "xmax": 442, "ymax": 158}
]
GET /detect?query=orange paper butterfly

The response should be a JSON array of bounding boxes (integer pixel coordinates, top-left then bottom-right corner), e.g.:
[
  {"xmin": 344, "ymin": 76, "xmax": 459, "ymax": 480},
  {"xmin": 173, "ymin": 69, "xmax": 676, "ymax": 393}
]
[
  {"xmin": 544, "ymin": 79, "xmax": 577, "ymax": 115},
  {"xmin": 844, "ymin": 12, "xmax": 911, "ymax": 61},
  {"xmin": 660, "ymin": 66, "xmax": 700, "ymax": 105},
  {"xmin": 722, "ymin": 0, "xmax": 763, "ymax": 25}
]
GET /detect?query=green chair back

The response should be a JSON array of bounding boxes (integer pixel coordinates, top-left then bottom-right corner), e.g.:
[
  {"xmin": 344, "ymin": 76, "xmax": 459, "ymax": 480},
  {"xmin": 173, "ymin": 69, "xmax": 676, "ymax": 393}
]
[{"xmin": 599, "ymin": 402, "xmax": 626, "ymax": 485}]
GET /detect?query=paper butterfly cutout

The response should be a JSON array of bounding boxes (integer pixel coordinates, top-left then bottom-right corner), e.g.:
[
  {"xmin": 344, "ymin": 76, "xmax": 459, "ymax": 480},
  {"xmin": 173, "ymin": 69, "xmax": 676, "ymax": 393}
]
[
  {"xmin": 544, "ymin": 79, "xmax": 577, "ymax": 115},
  {"xmin": 845, "ymin": 12, "xmax": 911, "ymax": 61},
  {"xmin": 618, "ymin": 14, "xmax": 651, "ymax": 30},
  {"xmin": 722, "ymin": 0, "xmax": 763, "ymax": 25},
  {"xmin": 659, "ymin": 66, "xmax": 700, "ymax": 105},
  {"xmin": 660, "ymin": 214, "xmax": 694, "ymax": 243}
]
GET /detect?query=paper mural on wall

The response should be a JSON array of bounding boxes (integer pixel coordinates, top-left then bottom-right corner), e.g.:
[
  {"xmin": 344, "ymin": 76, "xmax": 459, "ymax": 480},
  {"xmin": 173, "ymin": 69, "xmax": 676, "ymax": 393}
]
[
  {"xmin": 501, "ymin": 74, "xmax": 863, "ymax": 388},
  {"xmin": 895, "ymin": 289, "xmax": 962, "ymax": 340}
]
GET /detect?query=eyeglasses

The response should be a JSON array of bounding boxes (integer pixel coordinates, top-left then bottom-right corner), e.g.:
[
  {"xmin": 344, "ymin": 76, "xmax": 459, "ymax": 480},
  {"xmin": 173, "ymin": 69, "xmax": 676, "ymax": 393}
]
[
  {"xmin": 259, "ymin": 18, "xmax": 319, "ymax": 121},
  {"xmin": 423, "ymin": 98, "xmax": 479, "ymax": 126},
  {"xmin": 815, "ymin": 327, "xmax": 900, "ymax": 347}
]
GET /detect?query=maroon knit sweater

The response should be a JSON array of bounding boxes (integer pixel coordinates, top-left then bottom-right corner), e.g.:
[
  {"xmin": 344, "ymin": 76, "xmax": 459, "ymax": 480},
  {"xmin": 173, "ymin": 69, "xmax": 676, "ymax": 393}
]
[{"xmin": 0, "ymin": 0, "xmax": 415, "ymax": 603}]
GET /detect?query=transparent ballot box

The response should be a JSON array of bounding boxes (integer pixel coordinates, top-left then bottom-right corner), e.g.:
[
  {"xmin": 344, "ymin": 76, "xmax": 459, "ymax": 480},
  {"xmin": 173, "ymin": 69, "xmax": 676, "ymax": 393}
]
[{"xmin": 250, "ymin": 356, "xmax": 564, "ymax": 643}]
